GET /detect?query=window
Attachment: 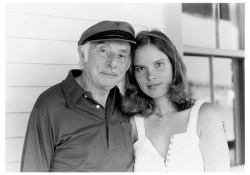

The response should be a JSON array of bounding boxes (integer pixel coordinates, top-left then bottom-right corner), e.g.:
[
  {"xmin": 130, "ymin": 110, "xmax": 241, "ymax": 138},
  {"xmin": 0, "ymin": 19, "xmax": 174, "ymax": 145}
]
[
  {"xmin": 181, "ymin": 3, "xmax": 245, "ymax": 167},
  {"xmin": 182, "ymin": 3, "xmax": 242, "ymax": 50},
  {"xmin": 183, "ymin": 55, "xmax": 238, "ymax": 167},
  {"xmin": 182, "ymin": 56, "xmax": 211, "ymax": 102},
  {"xmin": 218, "ymin": 3, "xmax": 242, "ymax": 50},
  {"xmin": 182, "ymin": 3, "xmax": 213, "ymax": 17},
  {"xmin": 182, "ymin": 3, "xmax": 216, "ymax": 48}
]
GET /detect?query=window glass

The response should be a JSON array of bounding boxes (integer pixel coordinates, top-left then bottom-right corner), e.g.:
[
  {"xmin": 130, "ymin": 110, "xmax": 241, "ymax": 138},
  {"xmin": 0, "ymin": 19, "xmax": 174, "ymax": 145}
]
[
  {"xmin": 183, "ymin": 55, "xmax": 236, "ymax": 166},
  {"xmin": 182, "ymin": 56, "xmax": 211, "ymax": 102},
  {"xmin": 213, "ymin": 57, "xmax": 236, "ymax": 166},
  {"xmin": 220, "ymin": 3, "xmax": 230, "ymax": 20},
  {"xmin": 219, "ymin": 3, "xmax": 241, "ymax": 50},
  {"xmin": 213, "ymin": 57, "xmax": 235, "ymax": 141},
  {"xmin": 182, "ymin": 3, "xmax": 216, "ymax": 48},
  {"xmin": 182, "ymin": 3, "xmax": 243, "ymax": 50},
  {"xmin": 182, "ymin": 3, "xmax": 213, "ymax": 17}
]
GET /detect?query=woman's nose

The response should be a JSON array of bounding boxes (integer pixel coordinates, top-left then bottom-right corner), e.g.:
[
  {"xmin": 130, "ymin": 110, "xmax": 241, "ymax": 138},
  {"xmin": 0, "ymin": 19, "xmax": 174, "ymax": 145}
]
[{"xmin": 147, "ymin": 69, "xmax": 156, "ymax": 81}]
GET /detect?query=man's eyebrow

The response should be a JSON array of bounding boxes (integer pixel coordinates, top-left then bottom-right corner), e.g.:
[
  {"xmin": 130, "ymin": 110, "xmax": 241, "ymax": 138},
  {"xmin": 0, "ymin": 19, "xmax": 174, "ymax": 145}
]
[
  {"xmin": 96, "ymin": 41, "xmax": 106, "ymax": 44},
  {"xmin": 120, "ymin": 49, "xmax": 129, "ymax": 53}
]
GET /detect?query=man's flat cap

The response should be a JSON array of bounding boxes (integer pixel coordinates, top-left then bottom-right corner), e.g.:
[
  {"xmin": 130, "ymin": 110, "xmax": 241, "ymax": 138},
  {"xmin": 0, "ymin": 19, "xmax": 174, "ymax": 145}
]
[{"xmin": 78, "ymin": 20, "xmax": 136, "ymax": 46}]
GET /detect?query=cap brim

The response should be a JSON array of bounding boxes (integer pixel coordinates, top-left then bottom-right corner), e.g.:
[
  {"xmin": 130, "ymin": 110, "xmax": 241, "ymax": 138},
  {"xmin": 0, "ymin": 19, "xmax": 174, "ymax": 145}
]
[{"xmin": 88, "ymin": 38, "xmax": 136, "ymax": 44}]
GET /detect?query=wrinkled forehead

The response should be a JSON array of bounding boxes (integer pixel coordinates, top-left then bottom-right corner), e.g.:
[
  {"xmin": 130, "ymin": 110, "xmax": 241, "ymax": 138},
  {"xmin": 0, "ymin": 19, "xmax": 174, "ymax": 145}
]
[{"xmin": 90, "ymin": 40, "xmax": 132, "ymax": 51}]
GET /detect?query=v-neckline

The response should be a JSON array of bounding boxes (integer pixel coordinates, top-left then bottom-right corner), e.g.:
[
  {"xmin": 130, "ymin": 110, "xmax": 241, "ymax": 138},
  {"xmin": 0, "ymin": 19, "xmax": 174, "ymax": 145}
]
[
  {"xmin": 142, "ymin": 102, "xmax": 197, "ymax": 161},
  {"xmin": 143, "ymin": 130, "xmax": 188, "ymax": 162}
]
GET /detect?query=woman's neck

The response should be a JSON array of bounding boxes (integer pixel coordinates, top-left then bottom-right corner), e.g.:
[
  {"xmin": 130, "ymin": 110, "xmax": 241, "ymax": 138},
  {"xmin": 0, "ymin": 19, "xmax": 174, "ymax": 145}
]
[{"xmin": 153, "ymin": 96, "xmax": 175, "ymax": 117}]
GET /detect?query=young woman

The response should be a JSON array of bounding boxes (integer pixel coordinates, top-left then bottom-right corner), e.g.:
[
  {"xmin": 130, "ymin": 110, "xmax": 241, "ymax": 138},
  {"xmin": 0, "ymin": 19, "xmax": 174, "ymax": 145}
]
[{"xmin": 122, "ymin": 29, "xmax": 230, "ymax": 172}]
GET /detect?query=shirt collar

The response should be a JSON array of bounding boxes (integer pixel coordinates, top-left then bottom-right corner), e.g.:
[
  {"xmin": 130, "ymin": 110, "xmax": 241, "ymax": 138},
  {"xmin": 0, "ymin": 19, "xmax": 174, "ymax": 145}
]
[
  {"xmin": 61, "ymin": 69, "xmax": 86, "ymax": 108},
  {"xmin": 61, "ymin": 69, "xmax": 121, "ymax": 109}
]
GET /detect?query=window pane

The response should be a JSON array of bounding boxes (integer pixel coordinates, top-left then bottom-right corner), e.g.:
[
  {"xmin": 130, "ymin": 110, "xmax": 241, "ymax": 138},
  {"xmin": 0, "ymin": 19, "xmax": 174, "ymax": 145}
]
[
  {"xmin": 213, "ymin": 57, "xmax": 236, "ymax": 166},
  {"xmin": 182, "ymin": 3, "xmax": 213, "ymax": 17},
  {"xmin": 182, "ymin": 3, "xmax": 216, "ymax": 48},
  {"xmin": 182, "ymin": 56, "xmax": 211, "ymax": 102},
  {"xmin": 219, "ymin": 3, "xmax": 241, "ymax": 50},
  {"xmin": 213, "ymin": 58, "xmax": 235, "ymax": 141}
]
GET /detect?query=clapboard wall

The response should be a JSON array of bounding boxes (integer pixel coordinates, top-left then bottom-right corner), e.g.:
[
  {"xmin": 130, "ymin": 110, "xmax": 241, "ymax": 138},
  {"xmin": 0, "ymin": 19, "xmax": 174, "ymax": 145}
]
[{"xmin": 5, "ymin": 3, "xmax": 167, "ymax": 172}]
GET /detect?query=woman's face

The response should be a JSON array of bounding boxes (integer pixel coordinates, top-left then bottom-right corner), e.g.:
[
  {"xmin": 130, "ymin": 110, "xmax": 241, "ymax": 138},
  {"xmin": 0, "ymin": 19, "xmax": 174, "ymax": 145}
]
[{"xmin": 134, "ymin": 44, "xmax": 173, "ymax": 99}]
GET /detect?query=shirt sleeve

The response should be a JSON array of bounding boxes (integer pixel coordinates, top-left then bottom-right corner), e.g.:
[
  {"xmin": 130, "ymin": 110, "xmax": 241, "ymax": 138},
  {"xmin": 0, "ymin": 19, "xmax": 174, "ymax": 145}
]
[{"xmin": 20, "ymin": 107, "xmax": 54, "ymax": 172}]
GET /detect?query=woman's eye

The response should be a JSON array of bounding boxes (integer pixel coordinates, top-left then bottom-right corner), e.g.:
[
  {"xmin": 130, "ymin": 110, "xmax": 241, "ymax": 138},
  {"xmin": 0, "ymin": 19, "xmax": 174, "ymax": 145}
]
[
  {"xmin": 155, "ymin": 62, "xmax": 164, "ymax": 67},
  {"xmin": 135, "ymin": 67, "xmax": 144, "ymax": 72}
]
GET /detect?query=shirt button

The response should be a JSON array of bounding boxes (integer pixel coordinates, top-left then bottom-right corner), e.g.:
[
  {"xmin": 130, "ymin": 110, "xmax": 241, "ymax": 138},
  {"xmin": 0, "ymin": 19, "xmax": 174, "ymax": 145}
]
[
  {"xmin": 84, "ymin": 95, "xmax": 87, "ymax": 98},
  {"xmin": 96, "ymin": 105, "xmax": 100, "ymax": 108}
]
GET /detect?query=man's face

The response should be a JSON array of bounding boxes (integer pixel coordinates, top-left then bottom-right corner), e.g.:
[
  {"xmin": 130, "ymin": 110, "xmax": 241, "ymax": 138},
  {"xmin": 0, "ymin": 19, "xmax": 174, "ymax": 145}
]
[{"xmin": 82, "ymin": 41, "xmax": 131, "ymax": 91}]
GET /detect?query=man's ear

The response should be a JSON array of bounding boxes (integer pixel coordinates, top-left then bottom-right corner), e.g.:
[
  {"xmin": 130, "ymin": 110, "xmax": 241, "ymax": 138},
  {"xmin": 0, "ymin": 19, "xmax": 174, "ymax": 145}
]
[{"xmin": 78, "ymin": 46, "xmax": 88, "ymax": 64}]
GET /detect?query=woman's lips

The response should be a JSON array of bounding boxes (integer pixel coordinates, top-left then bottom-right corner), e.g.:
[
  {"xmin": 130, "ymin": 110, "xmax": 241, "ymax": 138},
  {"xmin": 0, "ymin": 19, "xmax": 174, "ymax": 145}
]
[{"xmin": 147, "ymin": 83, "xmax": 162, "ymax": 89}]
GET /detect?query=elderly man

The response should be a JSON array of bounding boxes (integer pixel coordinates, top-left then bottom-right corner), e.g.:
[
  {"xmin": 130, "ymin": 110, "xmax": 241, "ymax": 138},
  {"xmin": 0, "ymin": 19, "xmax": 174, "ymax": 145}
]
[{"xmin": 21, "ymin": 20, "xmax": 136, "ymax": 172}]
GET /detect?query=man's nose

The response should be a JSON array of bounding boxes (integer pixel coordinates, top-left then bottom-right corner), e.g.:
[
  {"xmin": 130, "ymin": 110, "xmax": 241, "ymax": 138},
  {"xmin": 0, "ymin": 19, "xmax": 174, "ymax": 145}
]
[{"xmin": 107, "ymin": 53, "xmax": 117, "ymax": 68}]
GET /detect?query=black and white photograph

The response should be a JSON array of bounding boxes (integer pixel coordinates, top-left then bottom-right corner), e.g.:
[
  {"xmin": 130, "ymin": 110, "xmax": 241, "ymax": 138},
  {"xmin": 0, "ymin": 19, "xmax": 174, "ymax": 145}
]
[{"xmin": 4, "ymin": 1, "xmax": 246, "ymax": 172}]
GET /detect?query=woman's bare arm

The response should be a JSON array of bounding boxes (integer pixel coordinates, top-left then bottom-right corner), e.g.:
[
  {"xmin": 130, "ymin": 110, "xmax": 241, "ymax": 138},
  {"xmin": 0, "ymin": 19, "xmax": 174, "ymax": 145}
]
[{"xmin": 198, "ymin": 103, "xmax": 230, "ymax": 172}]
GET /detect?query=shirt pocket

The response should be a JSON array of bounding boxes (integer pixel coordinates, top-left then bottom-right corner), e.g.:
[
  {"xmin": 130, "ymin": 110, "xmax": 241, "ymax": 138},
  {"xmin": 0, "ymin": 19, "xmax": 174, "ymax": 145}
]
[{"xmin": 120, "ymin": 122, "xmax": 134, "ymax": 155}]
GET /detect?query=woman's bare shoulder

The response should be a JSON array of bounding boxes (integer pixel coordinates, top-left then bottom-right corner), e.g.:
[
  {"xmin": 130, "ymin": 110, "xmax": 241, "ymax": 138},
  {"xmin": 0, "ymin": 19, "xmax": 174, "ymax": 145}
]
[
  {"xmin": 199, "ymin": 102, "xmax": 221, "ymax": 120},
  {"xmin": 197, "ymin": 102, "xmax": 223, "ymax": 135}
]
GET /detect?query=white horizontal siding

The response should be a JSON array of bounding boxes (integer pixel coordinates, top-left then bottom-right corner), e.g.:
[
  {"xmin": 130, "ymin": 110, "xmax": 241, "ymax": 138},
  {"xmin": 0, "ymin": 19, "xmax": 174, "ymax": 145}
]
[
  {"xmin": 6, "ymin": 3, "xmax": 166, "ymax": 29},
  {"xmin": 6, "ymin": 9, "xmax": 165, "ymax": 41},
  {"xmin": 6, "ymin": 63, "xmax": 78, "ymax": 86},
  {"xmin": 5, "ymin": 162, "xmax": 21, "ymax": 172},
  {"xmin": 6, "ymin": 138, "xmax": 24, "ymax": 163},
  {"xmin": 6, "ymin": 87, "xmax": 48, "ymax": 113},
  {"xmin": 6, "ymin": 12, "xmax": 95, "ymax": 41},
  {"xmin": 5, "ymin": 113, "xmax": 29, "ymax": 138},
  {"xmin": 6, "ymin": 38, "xmax": 79, "ymax": 64}
]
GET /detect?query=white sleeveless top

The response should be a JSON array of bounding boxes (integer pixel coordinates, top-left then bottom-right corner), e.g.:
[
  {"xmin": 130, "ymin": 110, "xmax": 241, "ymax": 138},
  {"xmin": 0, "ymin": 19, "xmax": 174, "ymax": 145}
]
[{"xmin": 133, "ymin": 100, "xmax": 205, "ymax": 172}]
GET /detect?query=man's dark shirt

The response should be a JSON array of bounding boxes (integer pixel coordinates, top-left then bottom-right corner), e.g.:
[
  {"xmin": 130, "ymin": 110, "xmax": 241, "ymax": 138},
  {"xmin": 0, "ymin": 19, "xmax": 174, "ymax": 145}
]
[{"xmin": 20, "ymin": 69, "xmax": 134, "ymax": 172}]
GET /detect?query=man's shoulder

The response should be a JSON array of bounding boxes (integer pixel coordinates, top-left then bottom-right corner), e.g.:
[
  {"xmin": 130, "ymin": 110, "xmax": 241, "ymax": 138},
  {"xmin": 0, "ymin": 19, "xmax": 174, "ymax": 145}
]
[{"xmin": 34, "ymin": 82, "xmax": 65, "ymax": 108}]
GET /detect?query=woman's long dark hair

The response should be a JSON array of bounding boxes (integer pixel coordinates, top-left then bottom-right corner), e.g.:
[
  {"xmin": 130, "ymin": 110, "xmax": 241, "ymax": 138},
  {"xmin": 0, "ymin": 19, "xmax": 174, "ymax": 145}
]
[{"xmin": 121, "ymin": 29, "xmax": 195, "ymax": 116}]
